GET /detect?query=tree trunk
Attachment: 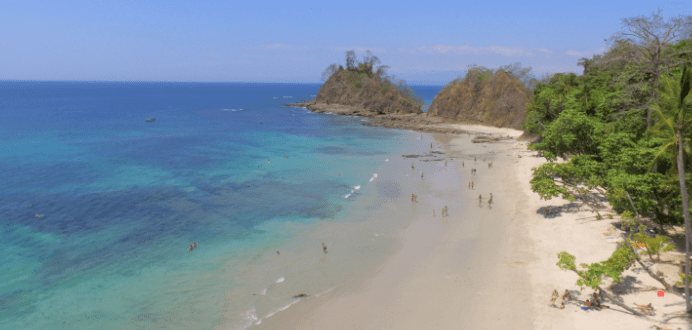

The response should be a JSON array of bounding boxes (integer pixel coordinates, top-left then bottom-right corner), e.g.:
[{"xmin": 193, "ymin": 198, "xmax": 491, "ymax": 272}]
[
  {"xmin": 565, "ymin": 268, "xmax": 645, "ymax": 316},
  {"xmin": 599, "ymin": 286, "xmax": 646, "ymax": 316},
  {"xmin": 626, "ymin": 190, "xmax": 641, "ymax": 225},
  {"xmin": 623, "ymin": 238, "xmax": 680, "ymax": 296},
  {"xmin": 677, "ymin": 128, "xmax": 692, "ymax": 313}
]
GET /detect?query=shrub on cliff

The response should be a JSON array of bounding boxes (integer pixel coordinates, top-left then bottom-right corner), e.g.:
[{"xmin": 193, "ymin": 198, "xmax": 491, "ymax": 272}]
[
  {"xmin": 316, "ymin": 50, "xmax": 423, "ymax": 114},
  {"xmin": 427, "ymin": 63, "xmax": 534, "ymax": 128}
]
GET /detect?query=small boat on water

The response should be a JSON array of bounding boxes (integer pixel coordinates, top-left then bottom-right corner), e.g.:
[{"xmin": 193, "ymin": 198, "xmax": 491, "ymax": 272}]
[{"xmin": 145, "ymin": 117, "xmax": 156, "ymax": 122}]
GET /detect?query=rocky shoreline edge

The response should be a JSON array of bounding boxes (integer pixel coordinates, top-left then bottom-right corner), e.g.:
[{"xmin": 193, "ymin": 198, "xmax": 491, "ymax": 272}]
[{"xmin": 285, "ymin": 101, "xmax": 518, "ymax": 142}]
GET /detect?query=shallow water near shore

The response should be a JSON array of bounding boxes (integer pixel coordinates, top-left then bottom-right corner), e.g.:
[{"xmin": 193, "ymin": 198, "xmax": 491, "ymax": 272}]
[{"xmin": 0, "ymin": 82, "xmax": 442, "ymax": 329}]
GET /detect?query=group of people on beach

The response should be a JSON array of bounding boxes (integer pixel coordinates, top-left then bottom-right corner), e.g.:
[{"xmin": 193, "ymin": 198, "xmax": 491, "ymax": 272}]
[
  {"xmin": 549, "ymin": 289, "xmax": 611, "ymax": 311},
  {"xmin": 478, "ymin": 193, "xmax": 493, "ymax": 209}
]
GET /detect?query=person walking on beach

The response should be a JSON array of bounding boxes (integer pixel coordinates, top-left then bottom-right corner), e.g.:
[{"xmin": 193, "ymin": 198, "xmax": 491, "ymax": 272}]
[
  {"xmin": 444, "ymin": 160, "xmax": 447, "ymax": 166},
  {"xmin": 433, "ymin": 209, "xmax": 436, "ymax": 217},
  {"xmin": 478, "ymin": 194, "xmax": 483, "ymax": 207},
  {"xmin": 468, "ymin": 182, "xmax": 471, "ymax": 189},
  {"xmin": 322, "ymin": 243, "xmax": 328, "ymax": 253},
  {"xmin": 488, "ymin": 194, "xmax": 493, "ymax": 209},
  {"xmin": 411, "ymin": 163, "xmax": 415, "ymax": 170},
  {"xmin": 421, "ymin": 171, "xmax": 424, "ymax": 178},
  {"xmin": 471, "ymin": 181, "xmax": 474, "ymax": 189},
  {"xmin": 462, "ymin": 161, "xmax": 464, "ymax": 167}
]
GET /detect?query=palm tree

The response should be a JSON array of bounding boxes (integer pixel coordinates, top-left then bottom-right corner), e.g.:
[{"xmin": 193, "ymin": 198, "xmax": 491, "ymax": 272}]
[{"xmin": 649, "ymin": 64, "xmax": 692, "ymax": 313}]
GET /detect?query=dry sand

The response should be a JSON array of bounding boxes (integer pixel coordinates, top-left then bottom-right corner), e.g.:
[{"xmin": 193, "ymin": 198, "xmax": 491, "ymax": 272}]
[{"xmin": 254, "ymin": 124, "xmax": 691, "ymax": 330}]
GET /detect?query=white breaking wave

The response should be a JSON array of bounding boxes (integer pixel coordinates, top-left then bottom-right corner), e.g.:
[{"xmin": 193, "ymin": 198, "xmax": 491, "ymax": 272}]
[{"xmin": 235, "ymin": 307, "xmax": 259, "ymax": 330}]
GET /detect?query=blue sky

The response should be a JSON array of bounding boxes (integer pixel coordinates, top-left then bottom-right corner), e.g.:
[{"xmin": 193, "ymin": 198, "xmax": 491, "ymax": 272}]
[{"xmin": 1, "ymin": 0, "xmax": 689, "ymax": 85}]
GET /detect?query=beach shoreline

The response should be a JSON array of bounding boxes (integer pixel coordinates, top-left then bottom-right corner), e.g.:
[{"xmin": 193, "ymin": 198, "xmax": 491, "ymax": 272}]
[
  {"xmin": 248, "ymin": 118, "xmax": 691, "ymax": 329},
  {"xmin": 252, "ymin": 124, "xmax": 537, "ymax": 329}
]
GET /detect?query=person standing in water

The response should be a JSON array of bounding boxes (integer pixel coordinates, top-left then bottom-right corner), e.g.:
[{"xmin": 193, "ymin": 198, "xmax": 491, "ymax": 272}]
[{"xmin": 322, "ymin": 243, "xmax": 327, "ymax": 253}]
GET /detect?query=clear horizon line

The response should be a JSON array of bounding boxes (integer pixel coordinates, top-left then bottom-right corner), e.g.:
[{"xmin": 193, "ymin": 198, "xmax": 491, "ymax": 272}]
[{"xmin": 0, "ymin": 79, "xmax": 447, "ymax": 86}]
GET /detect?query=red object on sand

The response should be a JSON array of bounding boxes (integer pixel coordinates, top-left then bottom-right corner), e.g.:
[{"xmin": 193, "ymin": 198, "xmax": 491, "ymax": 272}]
[{"xmin": 658, "ymin": 291, "xmax": 664, "ymax": 297}]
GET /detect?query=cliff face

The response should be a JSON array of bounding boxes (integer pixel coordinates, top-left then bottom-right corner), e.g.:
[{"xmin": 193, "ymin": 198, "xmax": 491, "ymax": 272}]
[
  {"xmin": 315, "ymin": 69, "xmax": 423, "ymax": 115},
  {"xmin": 427, "ymin": 71, "xmax": 531, "ymax": 129}
]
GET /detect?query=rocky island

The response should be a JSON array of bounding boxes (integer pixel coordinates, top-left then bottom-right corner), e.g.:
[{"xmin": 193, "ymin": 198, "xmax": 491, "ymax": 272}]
[{"xmin": 287, "ymin": 52, "xmax": 532, "ymax": 137}]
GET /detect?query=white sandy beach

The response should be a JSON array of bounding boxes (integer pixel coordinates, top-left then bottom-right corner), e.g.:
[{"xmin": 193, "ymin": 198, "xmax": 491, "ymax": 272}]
[{"xmin": 252, "ymin": 124, "xmax": 691, "ymax": 330}]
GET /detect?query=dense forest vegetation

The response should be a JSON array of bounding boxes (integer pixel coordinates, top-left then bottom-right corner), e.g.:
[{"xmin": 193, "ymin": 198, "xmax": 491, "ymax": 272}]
[{"xmin": 525, "ymin": 10, "xmax": 692, "ymax": 314}]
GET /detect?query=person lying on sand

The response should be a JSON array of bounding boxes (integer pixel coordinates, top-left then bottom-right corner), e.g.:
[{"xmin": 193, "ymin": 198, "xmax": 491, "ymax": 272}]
[{"xmin": 634, "ymin": 303, "xmax": 654, "ymax": 314}]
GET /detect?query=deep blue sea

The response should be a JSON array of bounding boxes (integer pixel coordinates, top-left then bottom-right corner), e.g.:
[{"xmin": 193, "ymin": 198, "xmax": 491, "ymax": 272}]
[{"xmin": 0, "ymin": 82, "xmax": 443, "ymax": 329}]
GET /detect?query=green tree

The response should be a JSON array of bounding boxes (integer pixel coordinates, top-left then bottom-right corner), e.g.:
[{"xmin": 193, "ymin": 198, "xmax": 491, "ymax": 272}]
[
  {"xmin": 345, "ymin": 50, "xmax": 357, "ymax": 70},
  {"xmin": 648, "ymin": 64, "xmax": 692, "ymax": 312},
  {"xmin": 610, "ymin": 8, "xmax": 692, "ymax": 128},
  {"xmin": 557, "ymin": 247, "xmax": 644, "ymax": 315}
]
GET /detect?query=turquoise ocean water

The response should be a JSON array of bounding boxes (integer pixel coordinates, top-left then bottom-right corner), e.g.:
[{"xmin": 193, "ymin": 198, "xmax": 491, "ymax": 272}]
[{"xmin": 0, "ymin": 82, "xmax": 443, "ymax": 329}]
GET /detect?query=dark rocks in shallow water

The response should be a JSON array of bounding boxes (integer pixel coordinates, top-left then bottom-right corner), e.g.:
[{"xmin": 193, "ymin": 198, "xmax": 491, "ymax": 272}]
[
  {"xmin": 293, "ymin": 293, "xmax": 309, "ymax": 298},
  {"xmin": 145, "ymin": 117, "xmax": 156, "ymax": 123}
]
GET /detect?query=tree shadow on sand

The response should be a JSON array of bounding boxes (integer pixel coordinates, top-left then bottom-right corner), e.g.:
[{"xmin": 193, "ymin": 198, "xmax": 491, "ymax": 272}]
[{"xmin": 536, "ymin": 202, "xmax": 583, "ymax": 218}]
